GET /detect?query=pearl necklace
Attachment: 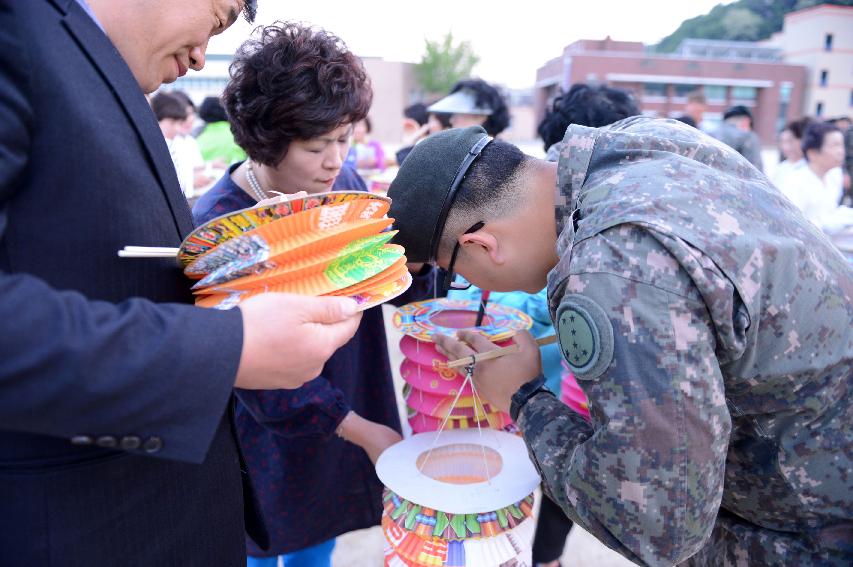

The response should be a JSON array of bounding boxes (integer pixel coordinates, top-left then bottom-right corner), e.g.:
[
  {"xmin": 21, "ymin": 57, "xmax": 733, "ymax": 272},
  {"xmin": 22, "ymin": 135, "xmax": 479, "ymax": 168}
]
[{"xmin": 245, "ymin": 161, "xmax": 268, "ymax": 202}]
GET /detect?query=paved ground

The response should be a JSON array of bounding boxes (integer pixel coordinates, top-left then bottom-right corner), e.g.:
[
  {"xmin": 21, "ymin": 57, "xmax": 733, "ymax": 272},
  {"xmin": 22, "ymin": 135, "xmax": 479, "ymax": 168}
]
[{"xmin": 328, "ymin": 306, "xmax": 637, "ymax": 566}]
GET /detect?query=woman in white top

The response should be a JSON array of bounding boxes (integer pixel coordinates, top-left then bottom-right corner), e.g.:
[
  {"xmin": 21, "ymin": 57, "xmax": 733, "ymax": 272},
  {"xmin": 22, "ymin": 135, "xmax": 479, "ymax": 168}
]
[
  {"xmin": 779, "ymin": 121, "xmax": 852, "ymax": 234},
  {"xmin": 771, "ymin": 117, "xmax": 813, "ymax": 188}
]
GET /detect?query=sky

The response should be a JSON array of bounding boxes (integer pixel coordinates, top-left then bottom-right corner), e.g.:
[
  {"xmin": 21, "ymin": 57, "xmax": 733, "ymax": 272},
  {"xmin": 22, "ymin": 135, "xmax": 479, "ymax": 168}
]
[{"xmin": 209, "ymin": 0, "xmax": 734, "ymax": 89}]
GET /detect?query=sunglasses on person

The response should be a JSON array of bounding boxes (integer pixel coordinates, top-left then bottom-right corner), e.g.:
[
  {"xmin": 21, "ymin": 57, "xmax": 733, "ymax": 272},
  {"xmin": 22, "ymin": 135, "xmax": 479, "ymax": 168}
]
[{"xmin": 441, "ymin": 221, "xmax": 485, "ymax": 293}]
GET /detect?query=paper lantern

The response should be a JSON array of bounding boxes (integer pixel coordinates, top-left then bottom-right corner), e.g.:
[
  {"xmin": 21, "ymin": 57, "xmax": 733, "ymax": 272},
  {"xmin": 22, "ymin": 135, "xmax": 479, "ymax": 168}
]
[
  {"xmin": 376, "ymin": 430, "xmax": 540, "ymax": 567},
  {"xmin": 560, "ymin": 361, "xmax": 590, "ymax": 420},
  {"xmin": 175, "ymin": 191, "xmax": 411, "ymax": 311},
  {"xmin": 393, "ymin": 299, "xmax": 531, "ymax": 433}
]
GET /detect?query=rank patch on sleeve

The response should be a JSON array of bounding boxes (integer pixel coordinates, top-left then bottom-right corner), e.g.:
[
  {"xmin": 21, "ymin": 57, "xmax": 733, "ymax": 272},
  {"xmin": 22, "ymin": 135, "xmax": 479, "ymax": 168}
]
[{"xmin": 556, "ymin": 294, "xmax": 614, "ymax": 380}]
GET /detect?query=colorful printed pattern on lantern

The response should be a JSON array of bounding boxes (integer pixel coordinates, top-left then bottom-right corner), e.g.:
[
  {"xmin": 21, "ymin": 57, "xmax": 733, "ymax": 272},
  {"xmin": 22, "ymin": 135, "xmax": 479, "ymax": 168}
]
[
  {"xmin": 383, "ymin": 489, "xmax": 534, "ymax": 540},
  {"xmin": 192, "ymin": 232, "xmax": 395, "ymax": 290},
  {"xmin": 178, "ymin": 191, "xmax": 389, "ymax": 266},
  {"xmin": 376, "ymin": 430, "xmax": 540, "ymax": 566},
  {"xmin": 382, "ymin": 513, "xmax": 535, "ymax": 566},
  {"xmin": 392, "ymin": 299, "xmax": 533, "ymax": 342},
  {"xmin": 181, "ymin": 191, "xmax": 410, "ymax": 311},
  {"xmin": 184, "ymin": 201, "xmax": 391, "ymax": 279},
  {"xmin": 400, "ymin": 320, "xmax": 512, "ymax": 433}
]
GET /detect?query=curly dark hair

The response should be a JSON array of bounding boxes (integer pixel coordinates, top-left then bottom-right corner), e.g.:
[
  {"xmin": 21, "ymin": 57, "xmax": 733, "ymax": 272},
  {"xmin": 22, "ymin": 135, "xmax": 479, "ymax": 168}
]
[
  {"xmin": 223, "ymin": 22, "xmax": 372, "ymax": 166},
  {"xmin": 449, "ymin": 79, "xmax": 510, "ymax": 137},
  {"xmin": 537, "ymin": 83, "xmax": 639, "ymax": 151}
]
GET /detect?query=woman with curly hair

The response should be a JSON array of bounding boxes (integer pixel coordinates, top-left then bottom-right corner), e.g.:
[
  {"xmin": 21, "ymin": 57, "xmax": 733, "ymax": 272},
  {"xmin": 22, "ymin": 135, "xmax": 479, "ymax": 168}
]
[
  {"xmin": 537, "ymin": 83, "xmax": 639, "ymax": 160},
  {"xmin": 192, "ymin": 23, "xmax": 436, "ymax": 567},
  {"xmin": 427, "ymin": 78, "xmax": 511, "ymax": 136}
]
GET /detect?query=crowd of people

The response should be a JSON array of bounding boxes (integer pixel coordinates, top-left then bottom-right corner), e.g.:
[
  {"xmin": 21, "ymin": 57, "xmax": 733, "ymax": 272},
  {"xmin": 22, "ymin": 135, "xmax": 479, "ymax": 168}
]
[
  {"xmin": 1, "ymin": 1, "xmax": 851, "ymax": 567},
  {"xmin": 155, "ymin": 70, "xmax": 853, "ymax": 257}
]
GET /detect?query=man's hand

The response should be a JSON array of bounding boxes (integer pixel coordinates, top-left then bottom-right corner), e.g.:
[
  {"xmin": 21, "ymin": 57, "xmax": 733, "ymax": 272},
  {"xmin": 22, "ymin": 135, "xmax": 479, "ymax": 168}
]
[
  {"xmin": 235, "ymin": 293, "xmax": 362, "ymax": 390},
  {"xmin": 433, "ymin": 330, "xmax": 542, "ymax": 414},
  {"xmin": 338, "ymin": 412, "xmax": 402, "ymax": 464}
]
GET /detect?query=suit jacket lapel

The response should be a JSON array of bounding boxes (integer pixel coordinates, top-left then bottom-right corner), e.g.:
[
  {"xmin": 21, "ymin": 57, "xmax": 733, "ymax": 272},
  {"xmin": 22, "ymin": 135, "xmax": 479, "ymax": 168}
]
[{"xmin": 58, "ymin": 0, "xmax": 195, "ymax": 238}]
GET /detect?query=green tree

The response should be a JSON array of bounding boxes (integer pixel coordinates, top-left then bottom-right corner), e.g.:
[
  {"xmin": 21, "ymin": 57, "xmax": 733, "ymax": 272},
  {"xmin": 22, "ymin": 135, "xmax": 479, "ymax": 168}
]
[
  {"xmin": 721, "ymin": 7, "xmax": 764, "ymax": 40},
  {"xmin": 414, "ymin": 32, "xmax": 479, "ymax": 95}
]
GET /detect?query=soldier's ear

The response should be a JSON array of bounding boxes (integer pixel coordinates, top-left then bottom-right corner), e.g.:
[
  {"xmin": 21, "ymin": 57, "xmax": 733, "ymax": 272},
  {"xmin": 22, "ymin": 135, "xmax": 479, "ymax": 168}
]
[{"xmin": 459, "ymin": 230, "xmax": 504, "ymax": 265}]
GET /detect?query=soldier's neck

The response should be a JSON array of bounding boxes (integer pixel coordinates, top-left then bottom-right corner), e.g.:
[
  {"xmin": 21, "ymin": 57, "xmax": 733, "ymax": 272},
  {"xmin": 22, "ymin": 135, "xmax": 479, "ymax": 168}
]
[{"xmin": 527, "ymin": 160, "xmax": 560, "ymax": 266}]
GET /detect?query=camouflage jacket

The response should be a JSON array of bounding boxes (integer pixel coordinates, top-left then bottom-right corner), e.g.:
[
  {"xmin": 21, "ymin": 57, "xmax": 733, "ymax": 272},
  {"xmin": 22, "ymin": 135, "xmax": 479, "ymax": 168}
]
[
  {"xmin": 709, "ymin": 121, "xmax": 764, "ymax": 173},
  {"xmin": 517, "ymin": 117, "xmax": 853, "ymax": 566}
]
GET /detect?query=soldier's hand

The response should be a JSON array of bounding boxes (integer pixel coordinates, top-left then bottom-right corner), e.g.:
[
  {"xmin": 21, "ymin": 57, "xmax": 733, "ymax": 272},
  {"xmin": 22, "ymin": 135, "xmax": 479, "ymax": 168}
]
[
  {"xmin": 434, "ymin": 330, "xmax": 542, "ymax": 414},
  {"xmin": 235, "ymin": 293, "xmax": 362, "ymax": 390}
]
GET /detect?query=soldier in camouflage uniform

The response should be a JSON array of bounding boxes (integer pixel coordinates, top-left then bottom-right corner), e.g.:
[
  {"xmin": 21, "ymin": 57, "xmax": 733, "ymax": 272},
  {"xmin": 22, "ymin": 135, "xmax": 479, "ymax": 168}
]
[{"xmin": 387, "ymin": 118, "xmax": 852, "ymax": 566}]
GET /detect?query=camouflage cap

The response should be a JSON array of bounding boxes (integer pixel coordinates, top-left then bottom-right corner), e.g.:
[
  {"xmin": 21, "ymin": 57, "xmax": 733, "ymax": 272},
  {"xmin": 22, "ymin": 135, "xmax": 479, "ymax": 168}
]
[{"xmin": 387, "ymin": 126, "xmax": 491, "ymax": 263}]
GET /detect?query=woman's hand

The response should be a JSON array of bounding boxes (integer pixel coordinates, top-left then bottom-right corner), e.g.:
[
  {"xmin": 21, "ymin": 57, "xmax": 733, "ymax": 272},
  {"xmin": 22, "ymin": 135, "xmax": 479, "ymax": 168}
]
[{"xmin": 337, "ymin": 412, "xmax": 402, "ymax": 464}]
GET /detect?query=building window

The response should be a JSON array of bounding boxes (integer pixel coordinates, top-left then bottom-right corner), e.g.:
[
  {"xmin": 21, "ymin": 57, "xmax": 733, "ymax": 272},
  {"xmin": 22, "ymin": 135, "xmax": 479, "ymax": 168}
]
[
  {"xmin": 816, "ymin": 102, "xmax": 824, "ymax": 116},
  {"xmin": 731, "ymin": 86, "xmax": 757, "ymax": 100},
  {"xmin": 704, "ymin": 85, "xmax": 727, "ymax": 102},
  {"xmin": 777, "ymin": 83, "xmax": 793, "ymax": 133},
  {"xmin": 825, "ymin": 34, "xmax": 833, "ymax": 51},
  {"xmin": 643, "ymin": 83, "xmax": 667, "ymax": 97},
  {"xmin": 673, "ymin": 84, "xmax": 699, "ymax": 98},
  {"xmin": 820, "ymin": 70, "xmax": 829, "ymax": 87}
]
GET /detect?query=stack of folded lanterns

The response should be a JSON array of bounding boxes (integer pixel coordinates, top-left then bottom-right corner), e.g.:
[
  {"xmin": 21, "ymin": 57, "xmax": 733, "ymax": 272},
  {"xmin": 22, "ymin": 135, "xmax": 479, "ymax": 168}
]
[
  {"xmin": 392, "ymin": 299, "xmax": 533, "ymax": 434},
  {"xmin": 376, "ymin": 429, "xmax": 540, "ymax": 567},
  {"xmin": 379, "ymin": 299, "xmax": 539, "ymax": 566},
  {"xmin": 175, "ymin": 191, "xmax": 412, "ymax": 310}
]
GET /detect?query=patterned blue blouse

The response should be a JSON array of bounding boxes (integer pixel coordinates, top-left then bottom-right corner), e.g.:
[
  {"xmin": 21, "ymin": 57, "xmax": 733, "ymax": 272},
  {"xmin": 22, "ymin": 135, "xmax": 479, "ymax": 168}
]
[{"xmin": 192, "ymin": 163, "xmax": 435, "ymax": 556}]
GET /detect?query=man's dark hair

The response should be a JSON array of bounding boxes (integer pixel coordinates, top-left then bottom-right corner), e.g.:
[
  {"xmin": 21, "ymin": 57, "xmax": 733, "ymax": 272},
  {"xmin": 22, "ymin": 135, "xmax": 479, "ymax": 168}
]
[
  {"xmin": 827, "ymin": 116, "xmax": 851, "ymax": 128},
  {"xmin": 199, "ymin": 96, "xmax": 229, "ymax": 123},
  {"xmin": 223, "ymin": 21, "xmax": 372, "ymax": 166},
  {"xmin": 151, "ymin": 92, "xmax": 188, "ymax": 122},
  {"xmin": 170, "ymin": 90, "xmax": 195, "ymax": 112},
  {"xmin": 801, "ymin": 121, "xmax": 841, "ymax": 160},
  {"xmin": 432, "ymin": 112, "xmax": 453, "ymax": 129},
  {"xmin": 440, "ymin": 139, "xmax": 527, "ymax": 258},
  {"xmin": 686, "ymin": 90, "xmax": 706, "ymax": 104},
  {"xmin": 723, "ymin": 105, "xmax": 752, "ymax": 122},
  {"xmin": 449, "ymin": 79, "xmax": 510, "ymax": 137},
  {"xmin": 674, "ymin": 115, "xmax": 697, "ymax": 128},
  {"xmin": 537, "ymin": 84, "xmax": 639, "ymax": 151},
  {"xmin": 783, "ymin": 116, "xmax": 815, "ymax": 141},
  {"xmin": 404, "ymin": 103, "xmax": 429, "ymax": 126}
]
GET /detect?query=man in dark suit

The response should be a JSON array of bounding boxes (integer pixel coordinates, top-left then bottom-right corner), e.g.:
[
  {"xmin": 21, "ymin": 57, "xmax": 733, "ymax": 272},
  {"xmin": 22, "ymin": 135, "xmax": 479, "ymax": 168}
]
[{"xmin": 0, "ymin": 1, "xmax": 363, "ymax": 564}]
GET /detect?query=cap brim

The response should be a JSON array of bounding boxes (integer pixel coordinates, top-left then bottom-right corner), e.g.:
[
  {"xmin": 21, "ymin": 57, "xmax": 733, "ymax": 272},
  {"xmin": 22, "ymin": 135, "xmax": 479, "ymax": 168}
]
[{"xmin": 427, "ymin": 90, "xmax": 492, "ymax": 116}]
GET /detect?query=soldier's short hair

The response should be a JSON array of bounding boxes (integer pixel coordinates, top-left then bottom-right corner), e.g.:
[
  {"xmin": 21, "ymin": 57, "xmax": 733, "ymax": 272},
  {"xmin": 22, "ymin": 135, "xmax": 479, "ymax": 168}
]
[{"xmin": 439, "ymin": 139, "xmax": 528, "ymax": 259}]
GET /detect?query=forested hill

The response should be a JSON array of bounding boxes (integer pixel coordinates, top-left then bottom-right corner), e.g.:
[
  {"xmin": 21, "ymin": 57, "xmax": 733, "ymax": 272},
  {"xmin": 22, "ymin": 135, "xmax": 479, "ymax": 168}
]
[{"xmin": 655, "ymin": 0, "xmax": 853, "ymax": 52}]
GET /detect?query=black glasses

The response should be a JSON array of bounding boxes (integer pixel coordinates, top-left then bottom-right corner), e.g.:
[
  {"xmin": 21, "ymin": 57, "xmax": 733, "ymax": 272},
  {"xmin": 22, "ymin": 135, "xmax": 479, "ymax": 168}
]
[{"xmin": 441, "ymin": 221, "xmax": 485, "ymax": 293}]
